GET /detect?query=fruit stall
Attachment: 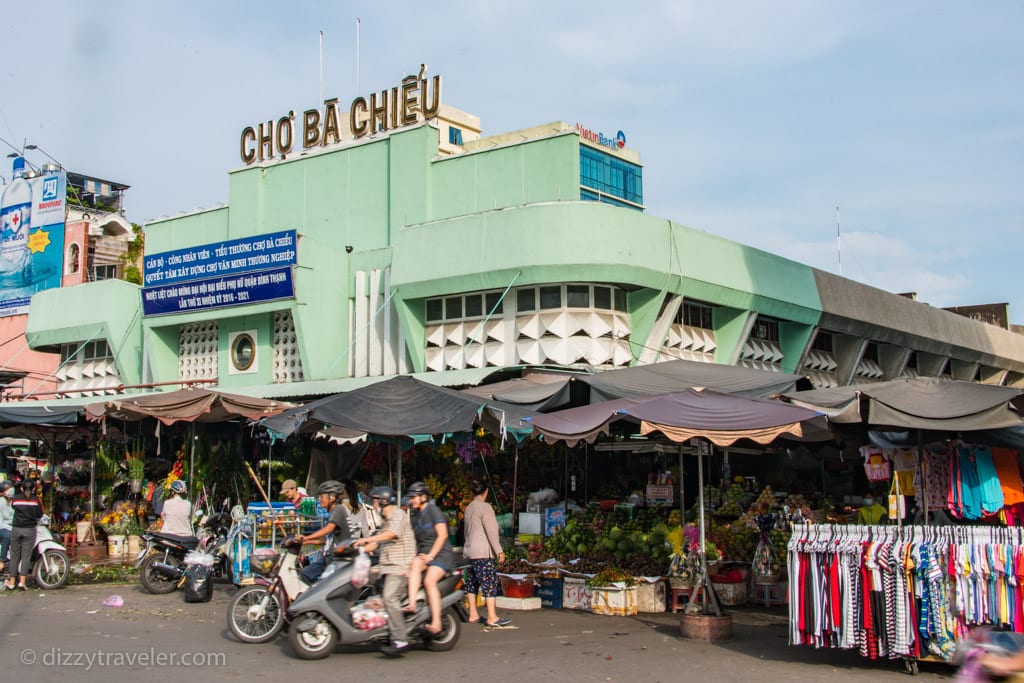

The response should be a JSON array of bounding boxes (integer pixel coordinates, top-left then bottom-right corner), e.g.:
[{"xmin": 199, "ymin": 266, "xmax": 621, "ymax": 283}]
[{"xmin": 491, "ymin": 477, "xmax": 800, "ymax": 614}]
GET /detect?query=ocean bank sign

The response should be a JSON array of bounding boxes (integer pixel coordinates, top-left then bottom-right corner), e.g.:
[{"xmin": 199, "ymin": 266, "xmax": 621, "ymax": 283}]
[
  {"xmin": 575, "ymin": 123, "xmax": 626, "ymax": 152},
  {"xmin": 142, "ymin": 230, "xmax": 296, "ymax": 316}
]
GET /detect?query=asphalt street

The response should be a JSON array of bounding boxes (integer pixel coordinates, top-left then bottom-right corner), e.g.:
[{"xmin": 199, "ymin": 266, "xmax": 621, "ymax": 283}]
[{"xmin": 0, "ymin": 581, "xmax": 953, "ymax": 683}]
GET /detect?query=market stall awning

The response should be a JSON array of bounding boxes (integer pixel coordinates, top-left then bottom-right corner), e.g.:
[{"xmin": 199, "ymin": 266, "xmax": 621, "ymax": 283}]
[
  {"xmin": 782, "ymin": 377, "xmax": 1023, "ymax": 431},
  {"xmin": 0, "ymin": 403, "xmax": 83, "ymax": 425},
  {"xmin": 530, "ymin": 388, "xmax": 827, "ymax": 447},
  {"xmin": 627, "ymin": 388, "xmax": 827, "ymax": 447},
  {"xmin": 265, "ymin": 375, "xmax": 535, "ymax": 439},
  {"xmin": 462, "ymin": 371, "xmax": 575, "ymax": 411},
  {"xmin": 528, "ymin": 397, "xmax": 643, "ymax": 447},
  {"xmin": 84, "ymin": 387, "xmax": 295, "ymax": 425},
  {"xmin": 579, "ymin": 358, "xmax": 810, "ymax": 403}
]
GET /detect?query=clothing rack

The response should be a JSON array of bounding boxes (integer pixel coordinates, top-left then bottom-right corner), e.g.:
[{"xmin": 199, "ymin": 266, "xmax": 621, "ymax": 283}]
[{"xmin": 788, "ymin": 523, "xmax": 1024, "ymax": 666}]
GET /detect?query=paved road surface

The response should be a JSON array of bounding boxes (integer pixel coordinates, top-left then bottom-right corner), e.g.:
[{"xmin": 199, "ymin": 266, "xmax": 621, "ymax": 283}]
[{"xmin": 0, "ymin": 582, "xmax": 952, "ymax": 682}]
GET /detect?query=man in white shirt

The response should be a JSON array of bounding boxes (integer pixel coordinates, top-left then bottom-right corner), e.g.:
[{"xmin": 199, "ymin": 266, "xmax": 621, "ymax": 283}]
[{"xmin": 161, "ymin": 480, "xmax": 194, "ymax": 536}]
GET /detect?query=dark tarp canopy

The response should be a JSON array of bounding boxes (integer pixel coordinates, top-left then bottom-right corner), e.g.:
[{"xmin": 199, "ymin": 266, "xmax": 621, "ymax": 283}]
[
  {"xmin": 579, "ymin": 358, "xmax": 810, "ymax": 403},
  {"xmin": 0, "ymin": 404, "xmax": 82, "ymax": 425},
  {"xmin": 265, "ymin": 375, "xmax": 534, "ymax": 439},
  {"xmin": 84, "ymin": 387, "xmax": 295, "ymax": 426},
  {"xmin": 782, "ymin": 377, "xmax": 1023, "ymax": 431},
  {"xmin": 461, "ymin": 371, "xmax": 575, "ymax": 411}
]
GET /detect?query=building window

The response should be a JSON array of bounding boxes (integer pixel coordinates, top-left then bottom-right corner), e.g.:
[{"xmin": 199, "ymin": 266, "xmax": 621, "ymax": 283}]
[
  {"xmin": 517, "ymin": 288, "xmax": 536, "ymax": 313},
  {"xmin": 539, "ymin": 286, "xmax": 561, "ymax": 310},
  {"xmin": 579, "ymin": 145, "xmax": 643, "ymax": 208},
  {"xmin": 863, "ymin": 342, "xmax": 879, "ymax": 363},
  {"xmin": 513, "ymin": 284, "xmax": 629, "ymax": 314},
  {"xmin": 752, "ymin": 318, "xmax": 780, "ymax": 342},
  {"xmin": 426, "ymin": 290, "xmax": 506, "ymax": 322},
  {"xmin": 230, "ymin": 333, "xmax": 256, "ymax": 371},
  {"xmin": 448, "ymin": 127, "xmax": 463, "ymax": 146},
  {"xmin": 485, "ymin": 292, "xmax": 503, "ymax": 316},
  {"xmin": 906, "ymin": 351, "xmax": 918, "ymax": 370},
  {"xmin": 680, "ymin": 301, "xmax": 713, "ymax": 330},
  {"xmin": 426, "ymin": 299, "xmax": 443, "ymax": 322},
  {"xmin": 812, "ymin": 331, "xmax": 833, "ymax": 353},
  {"xmin": 61, "ymin": 340, "xmax": 111, "ymax": 363},
  {"xmin": 90, "ymin": 264, "xmax": 117, "ymax": 281},
  {"xmin": 566, "ymin": 284, "xmax": 590, "ymax": 308},
  {"xmin": 66, "ymin": 243, "xmax": 80, "ymax": 274},
  {"xmin": 444, "ymin": 296, "xmax": 462, "ymax": 320}
]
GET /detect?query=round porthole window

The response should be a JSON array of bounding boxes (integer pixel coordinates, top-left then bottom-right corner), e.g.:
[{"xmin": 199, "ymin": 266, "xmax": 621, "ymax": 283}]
[{"xmin": 230, "ymin": 333, "xmax": 255, "ymax": 371}]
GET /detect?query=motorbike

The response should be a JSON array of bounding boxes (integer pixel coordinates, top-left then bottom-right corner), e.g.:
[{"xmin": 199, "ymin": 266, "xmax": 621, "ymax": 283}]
[
  {"xmin": 136, "ymin": 511, "xmax": 232, "ymax": 594},
  {"xmin": 2, "ymin": 515, "xmax": 70, "ymax": 590},
  {"xmin": 228, "ymin": 536, "xmax": 309, "ymax": 643},
  {"xmin": 286, "ymin": 544, "xmax": 469, "ymax": 660}
]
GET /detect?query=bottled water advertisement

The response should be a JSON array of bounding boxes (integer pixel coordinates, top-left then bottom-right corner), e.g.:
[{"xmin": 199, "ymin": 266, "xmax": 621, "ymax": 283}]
[{"xmin": 0, "ymin": 156, "xmax": 67, "ymax": 316}]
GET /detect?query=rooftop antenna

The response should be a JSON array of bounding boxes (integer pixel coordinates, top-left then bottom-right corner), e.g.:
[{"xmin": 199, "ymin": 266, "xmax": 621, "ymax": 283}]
[
  {"xmin": 836, "ymin": 205, "xmax": 842, "ymax": 276},
  {"xmin": 355, "ymin": 17, "xmax": 361, "ymax": 96},
  {"xmin": 319, "ymin": 30, "xmax": 324, "ymax": 104}
]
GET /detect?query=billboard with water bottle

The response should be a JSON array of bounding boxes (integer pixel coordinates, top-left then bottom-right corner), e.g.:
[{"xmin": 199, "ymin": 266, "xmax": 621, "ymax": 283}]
[{"xmin": 0, "ymin": 157, "xmax": 67, "ymax": 316}]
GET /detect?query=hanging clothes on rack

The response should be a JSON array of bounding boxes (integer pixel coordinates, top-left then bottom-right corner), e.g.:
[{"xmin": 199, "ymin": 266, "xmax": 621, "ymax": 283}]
[{"xmin": 789, "ymin": 524, "xmax": 1024, "ymax": 664}]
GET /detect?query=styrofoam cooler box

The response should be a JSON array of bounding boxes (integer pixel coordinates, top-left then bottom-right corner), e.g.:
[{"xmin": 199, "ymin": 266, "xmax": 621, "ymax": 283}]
[
  {"xmin": 537, "ymin": 577, "xmax": 563, "ymax": 608},
  {"xmin": 562, "ymin": 576, "xmax": 593, "ymax": 611},
  {"xmin": 518, "ymin": 512, "xmax": 541, "ymax": 535},
  {"xmin": 636, "ymin": 578, "xmax": 666, "ymax": 613},
  {"xmin": 590, "ymin": 586, "xmax": 638, "ymax": 616}
]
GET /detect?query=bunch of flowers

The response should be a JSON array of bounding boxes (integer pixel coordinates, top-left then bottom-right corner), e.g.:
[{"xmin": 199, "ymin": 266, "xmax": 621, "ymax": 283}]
[
  {"xmin": 162, "ymin": 458, "xmax": 185, "ymax": 492},
  {"xmin": 100, "ymin": 511, "xmax": 132, "ymax": 536}
]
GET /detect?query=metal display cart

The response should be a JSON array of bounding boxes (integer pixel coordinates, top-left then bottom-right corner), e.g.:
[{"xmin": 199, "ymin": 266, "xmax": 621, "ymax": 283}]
[{"xmin": 229, "ymin": 501, "xmax": 323, "ymax": 584}]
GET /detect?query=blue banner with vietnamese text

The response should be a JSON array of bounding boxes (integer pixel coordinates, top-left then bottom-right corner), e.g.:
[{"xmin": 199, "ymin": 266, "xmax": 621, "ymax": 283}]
[
  {"xmin": 143, "ymin": 229, "xmax": 296, "ymax": 287},
  {"xmin": 142, "ymin": 266, "xmax": 294, "ymax": 316}
]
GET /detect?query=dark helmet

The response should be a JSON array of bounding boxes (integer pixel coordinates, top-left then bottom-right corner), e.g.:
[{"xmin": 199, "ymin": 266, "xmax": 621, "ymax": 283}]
[
  {"xmin": 170, "ymin": 480, "xmax": 187, "ymax": 495},
  {"xmin": 370, "ymin": 485, "xmax": 397, "ymax": 506},
  {"xmin": 0, "ymin": 480, "xmax": 13, "ymax": 493},
  {"xmin": 406, "ymin": 481, "xmax": 429, "ymax": 498},
  {"xmin": 315, "ymin": 480, "xmax": 344, "ymax": 498}
]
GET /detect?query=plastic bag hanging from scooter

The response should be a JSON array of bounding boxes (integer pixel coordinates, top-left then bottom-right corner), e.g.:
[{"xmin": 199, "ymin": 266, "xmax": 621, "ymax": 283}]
[{"xmin": 351, "ymin": 547, "xmax": 371, "ymax": 588}]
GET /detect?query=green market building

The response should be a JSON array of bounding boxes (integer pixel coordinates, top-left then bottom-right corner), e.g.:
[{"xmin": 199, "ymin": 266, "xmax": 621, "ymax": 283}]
[{"xmin": 23, "ymin": 71, "xmax": 1024, "ymax": 400}]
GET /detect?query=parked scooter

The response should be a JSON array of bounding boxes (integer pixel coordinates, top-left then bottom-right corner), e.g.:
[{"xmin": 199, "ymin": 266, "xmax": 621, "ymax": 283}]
[
  {"xmin": 136, "ymin": 511, "xmax": 232, "ymax": 594},
  {"xmin": 227, "ymin": 536, "xmax": 309, "ymax": 643},
  {"xmin": 286, "ymin": 544, "xmax": 469, "ymax": 660},
  {"xmin": 3, "ymin": 515, "xmax": 70, "ymax": 589}
]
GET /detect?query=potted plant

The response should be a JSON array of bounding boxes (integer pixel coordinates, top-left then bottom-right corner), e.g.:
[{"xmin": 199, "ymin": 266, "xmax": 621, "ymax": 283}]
[
  {"xmin": 126, "ymin": 453, "xmax": 145, "ymax": 494},
  {"xmin": 100, "ymin": 511, "xmax": 132, "ymax": 558}
]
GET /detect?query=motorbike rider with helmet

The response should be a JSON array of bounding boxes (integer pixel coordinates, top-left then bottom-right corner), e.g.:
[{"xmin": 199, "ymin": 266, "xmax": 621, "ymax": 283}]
[
  {"xmin": 353, "ymin": 485, "xmax": 417, "ymax": 655},
  {"xmin": 295, "ymin": 480, "xmax": 352, "ymax": 583},
  {"xmin": 161, "ymin": 480, "xmax": 194, "ymax": 536},
  {"xmin": 405, "ymin": 480, "xmax": 455, "ymax": 636}
]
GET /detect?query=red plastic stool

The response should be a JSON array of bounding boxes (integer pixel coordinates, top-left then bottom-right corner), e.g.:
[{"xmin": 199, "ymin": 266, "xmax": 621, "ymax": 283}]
[{"xmin": 670, "ymin": 586, "xmax": 705, "ymax": 613}]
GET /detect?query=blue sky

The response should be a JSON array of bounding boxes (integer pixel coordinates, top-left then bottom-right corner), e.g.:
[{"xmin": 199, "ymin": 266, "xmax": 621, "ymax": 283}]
[{"xmin": 2, "ymin": 1, "xmax": 1021, "ymax": 321}]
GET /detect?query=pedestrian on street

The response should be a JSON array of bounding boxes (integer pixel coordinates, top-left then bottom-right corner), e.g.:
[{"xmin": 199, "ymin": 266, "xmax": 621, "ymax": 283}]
[
  {"xmin": 5, "ymin": 480, "xmax": 42, "ymax": 590},
  {"xmin": 462, "ymin": 480, "xmax": 511, "ymax": 627},
  {"xmin": 0, "ymin": 480, "xmax": 13, "ymax": 576}
]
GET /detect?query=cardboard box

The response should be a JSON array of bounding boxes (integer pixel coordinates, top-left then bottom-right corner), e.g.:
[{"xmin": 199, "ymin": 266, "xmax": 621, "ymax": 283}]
[{"xmin": 544, "ymin": 505, "xmax": 566, "ymax": 537}]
